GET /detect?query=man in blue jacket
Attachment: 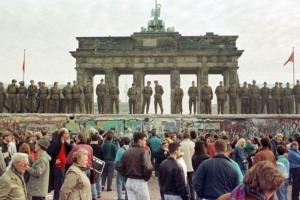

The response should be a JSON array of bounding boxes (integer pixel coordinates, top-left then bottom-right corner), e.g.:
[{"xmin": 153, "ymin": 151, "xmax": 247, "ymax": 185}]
[
  {"xmin": 193, "ymin": 139, "xmax": 239, "ymax": 199},
  {"xmin": 288, "ymin": 141, "xmax": 300, "ymax": 200}
]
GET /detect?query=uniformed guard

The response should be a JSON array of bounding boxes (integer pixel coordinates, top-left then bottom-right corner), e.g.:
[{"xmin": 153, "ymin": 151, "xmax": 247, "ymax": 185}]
[
  {"xmin": 50, "ymin": 82, "xmax": 60, "ymax": 113},
  {"xmin": 0, "ymin": 82, "xmax": 8, "ymax": 113},
  {"xmin": 271, "ymin": 82, "xmax": 280, "ymax": 114},
  {"xmin": 142, "ymin": 81, "xmax": 153, "ymax": 114},
  {"xmin": 279, "ymin": 82, "xmax": 285, "ymax": 114},
  {"xmin": 27, "ymin": 80, "xmax": 38, "ymax": 113},
  {"xmin": 293, "ymin": 79, "xmax": 300, "ymax": 114},
  {"xmin": 227, "ymin": 82, "xmax": 238, "ymax": 114},
  {"xmin": 215, "ymin": 81, "xmax": 226, "ymax": 114},
  {"xmin": 83, "ymin": 80, "xmax": 93, "ymax": 114},
  {"xmin": 96, "ymin": 78, "xmax": 106, "ymax": 114},
  {"xmin": 239, "ymin": 81, "xmax": 249, "ymax": 114},
  {"xmin": 127, "ymin": 83, "xmax": 138, "ymax": 114},
  {"xmin": 260, "ymin": 82, "xmax": 270, "ymax": 114},
  {"xmin": 7, "ymin": 79, "xmax": 18, "ymax": 113},
  {"xmin": 283, "ymin": 82, "xmax": 293, "ymax": 114},
  {"xmin": 72, "ymin": 80, "xmax": 82, "ymax": 113},
  {"xmin": 38, "ymin": 82, "xmax": 49, "ymax": 113},
  {"xmin": 201, "ymin": 81, "xmax": 213, "ymax": 114},
  {"xmin": 250, "ymin": 80, "xmax": 260, "ymax": 114},
  {"xmin": 174, "ymin": 83, "xmax": 184, "ymax": 114},
  {"xmin": 154, "ymin": 80, "xmax": 164, "ymax": 114},
  {"xmin": 188, "ymin": 81, "xmax": 198, "ymax": 114},
  {"xmin": 35, "ymin": 81, "xmax": 42, "ymax": 112},
  {"xmin": 62, "ymin": 82, "xmax": 72, "ymax": 113},
  {"xmin": 109, "ymin": 82, "xmax": 120, "ymax": 114},
  {"xmin": 17, "ymin": 81, "xmax": 27, "ymax": 113}
]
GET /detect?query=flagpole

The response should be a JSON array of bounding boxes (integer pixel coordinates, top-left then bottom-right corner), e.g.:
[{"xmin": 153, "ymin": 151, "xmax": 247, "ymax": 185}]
[
  {"xmin": 293, "ymin": 47, "xmax": 295, "ymax": 86},
  {"xmin": 23, "ymin": 49, "xmax": 25, "ymax": 82}
]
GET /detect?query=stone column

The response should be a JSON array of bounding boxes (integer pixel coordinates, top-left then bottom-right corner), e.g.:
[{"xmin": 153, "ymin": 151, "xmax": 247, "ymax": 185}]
[
  {"xmin": 104, "ymin": 68, "xmax": 118, "ymax": 114},
  {"xmin": 170, "ymin": 68, "xmax": 181, "ymax": 114},
  {"xmin": 133, "ymin": 70, "xmax": 145, "ymax": 114},
  {"xmin": 197, "ymin": 63, "xmax": 208, "ymax": 114}
]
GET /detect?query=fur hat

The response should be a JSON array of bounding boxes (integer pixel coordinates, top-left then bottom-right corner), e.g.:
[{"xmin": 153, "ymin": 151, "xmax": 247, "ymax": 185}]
[{"xmin": 37, "ymin": 138, "xmax": 50, "ymax": 150}]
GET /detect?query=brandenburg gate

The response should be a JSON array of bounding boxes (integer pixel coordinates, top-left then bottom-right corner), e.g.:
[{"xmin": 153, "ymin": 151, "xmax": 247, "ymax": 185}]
[{"xmin": 70, "ymin": 2, "xmax": 243, "ymax": 114}]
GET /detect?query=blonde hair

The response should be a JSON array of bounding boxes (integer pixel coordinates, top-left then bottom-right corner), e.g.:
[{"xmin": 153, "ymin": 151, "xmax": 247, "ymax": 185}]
[
  {"xmin": 235, "ymin": 138, "xmax": 246, "ymax": 148},
  {"xmin": 72, "ymin": 148, "xmax": 88, "ymax": 163},
  {"xmin": 34, "ymin": 132, "xmax": 43, "ymax": 140}
]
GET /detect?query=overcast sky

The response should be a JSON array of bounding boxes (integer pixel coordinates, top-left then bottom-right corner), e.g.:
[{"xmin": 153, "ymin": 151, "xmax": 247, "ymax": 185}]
[{"xmin": 1, "ymin": 0, "xmax": 300, "ymax": 113}]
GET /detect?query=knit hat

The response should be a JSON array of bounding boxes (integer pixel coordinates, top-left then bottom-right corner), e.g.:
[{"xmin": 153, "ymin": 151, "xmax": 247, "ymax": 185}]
[{"xmin": 37, "ymin": 138, "xmax": 50, "ymax": 150}]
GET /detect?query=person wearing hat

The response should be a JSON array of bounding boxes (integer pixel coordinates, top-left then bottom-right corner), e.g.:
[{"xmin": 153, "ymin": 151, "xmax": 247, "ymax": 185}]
[
  {"xmin": 28, "ymin": 80, "xmax": 38, "ymax": 113},
  {"xmin": 142, "ymin": 81, "xmax": 153, "ymax": 114},
  {"xmin": 249, "ymin": 80, "xmax": 260, "ymax": 114},
  {"xmin": 215, "ymin": 81, "xmax": 226, "ymax": 114},
  {"xmin": 27, "ymin": 137, "xmax": 51, "ymax": 199},
  {"xmin": 0, "ymin": 82, "xmax": 9, "ymax": 113},
  {"xmin": 227, "ymin": 82, "xmax": 238, "ymax": 114},
  {"xmin": 127, "ymin": 82, "xmax": 138, "ymax": 114},
  {"xmin": 260, "ymin": 81, "xmax": 270, "ymax": 114},
  {"xmin": 72, "ymin": 80, "xmax": 83, "ymax": 113},
  {"xmin": 283, "ymin": 82, "xmax": 293, "ymax": 114},
  {"xmin": 239, "ymin": 81, "xmax": 249, "ymax": 114},
  {"xmin": 50, "ymin": 82, "xmax": 60, "ymax": 113},
  {"xmin": 271, "ymin": 82, "xmax": 280, "ymax": 114},
  {"xmin": 279, "ymin": 82, "xmax": 285, "ymax": 114},
  {"xmin": 188, "ymin": 81, "xmax": 198, "ymax": 114},
  {"xmin": 6, "ymin": 79, "xmax": 18, "ymax": 113},
  {"xmin": 38, "ymin": 82, "xmax": 49, "ymax": 113},
  {"xmin": 35, "ymin": 81, "xmax": 42, "ymax": 112},
  {"xmin": 174, "ymin": 83, "xmax": 184, "ymax": 114},
  {"xmin": 201, "ymin": 80, "xmax": 213, "ymax": 114},
  {"xmin": 293, "ymin": 79, "xmax": 300, "ymax": 114},
  {"xmin": 109, "ymin": 82, "xmax": 120, "ymax": 114},
  {"xmin": 62, "ymin": 82, "xmax": 72, "ymax": 113},
  {"xmin": 83, "ymin": 80, "xmax": 93, "ymax": 114},
  {"xmin": 96, "ymin": 78, "xmax": 107, "ymax": 114},
  {"xmin": 154, "ymin": 80, "xmax": 164, "ymax": 114},
  {"xmin": 17, "ymin": 81, "xmax": 27, "ymax": 113}
]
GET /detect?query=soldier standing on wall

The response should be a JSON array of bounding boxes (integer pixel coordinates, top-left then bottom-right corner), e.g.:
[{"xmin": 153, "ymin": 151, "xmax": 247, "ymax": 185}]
[
  {"xmin": 0, "ymin": 82, "xmax": 9, "ymax": 113},
  {"xmin": 174, "ymin": 83, "xmax": 184, "ymax": 114},
  {"xmin": 271, "ymin": 82, "xmax": 280, "ymax": 114},
  {"xmin": 293, "ymin": 79, "xmax": 300, "ymax": 114},
  {"xmin": 35, "ymin": 81, "xmax": 42, "ymax": 112},
  {"xmin": 279, "ymin": 82, "xmax": 285, "ymax": 114},
  {"xmin": 283, "ymin": 82, "xmax": 293, "ymax": 114},
  {"xmin": 96, "ymin": 78, "xmax": 106, "ymax": 114},
  {"xmin": 7, "ymin": 79, "xmax": 18, "ymax": 113},
  {"xmin": 62, "ymin": 82, "xmax": 72, "ymax": 113},
  {"xmin": 17, "ymin": 81, "xmax": 27, "ymax": 113},
  {"xmin": 142, "ymin": 81, "xmax": 153, "ymax": 114},
  {"xmin": 72, "ymin": 80, "xmax": 82, "ymax": 113},
  {"xmin": 227, "ymin": 82, "xmax": 238, "ymax": 114},
  {"xmin": 50, "ymin": 82, "xmax": 60, "ymax": 113},
  {"xmin": 215, "ymin": 81, "xmax": 226, "ymax": 114},
  {"xmin": 27, "ymin": 80, "xmax": 37, "ymax": 113},
  {"xmin": 127, "ymin": 83, "xmax": 138, "ymax": 114},
  {"xmin": 201, "ymin": 81, "xmax": 213, "ymax": 114},
  {"xmin": 250, "ymin": 80, "xmax": 260, "ymax": 114},
  {"xmin": 260, "ymin": 82, "xmax": 270, "ymax": 114},
  {"xmin": 239, "ymin": 81, "xmax": 249, "ymax": 114},
  {"xmin": 154, "ymin": 80, "xmax": 164, "ymax": 114},
  {"xmin": 188, "ymin": 81, "xmax": 198, "ymax": 114},
  {"xmin": 38, "ymin": 82, "xmax": 49, "ymax": 113},
  {"xmin": 109, "ymin": 82, "xmax": 120, "ymax": 114},
  {"xmin": 84, "ymin": 80, "xmax": 93, "ymax": 114}
]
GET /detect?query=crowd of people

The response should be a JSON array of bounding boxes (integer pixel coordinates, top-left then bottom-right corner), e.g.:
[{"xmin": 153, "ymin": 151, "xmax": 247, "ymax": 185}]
[
  {"xmin": 1, "ymin": 77, "xmax": 300, "ymax": 115},
  {"xmin": 0, "ymin": 126, "xmax": 299, "ymax": 200}
]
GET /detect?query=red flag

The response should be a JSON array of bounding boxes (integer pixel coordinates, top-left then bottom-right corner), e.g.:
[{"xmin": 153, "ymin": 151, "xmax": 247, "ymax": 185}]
[
  {"xmin": 22, "ymin": 51, "xmax": 25, "ymax": 72},
  {"xmin": 284, "ymin": 51, "xmax": 294, "ymax": 66}
]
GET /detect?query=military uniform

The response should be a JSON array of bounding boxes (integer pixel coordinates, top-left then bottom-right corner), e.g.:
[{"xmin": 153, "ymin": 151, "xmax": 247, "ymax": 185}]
[
  {"xmin": 227, "ymin": 84, "xmax": 238, "ymax": 114},
  {"xmin": 201, "ymin": 85, "xmax": 213, "ymax": 114},
  {"xmin": 7, "ymin": 80, "xmax": 18, "ymax": 113},
  {"xmin": 215, "ymin": 84, "xmax": 226, "ymax": 114},
  {"xmin": 72, "ymin": 84, "xmax": 82, "ymax": 113},
  {"xmin": 174, "ymin": 86, "xmax": 184, "ymax": 114},
  {"xmin": 109, "ymin": 85, "xmax": 120, "ymax": 114},
  {"xmin": 96, "ymin": 82, "xmax": 106, "ymax": 114},
  {"xmin": 27, "ymin": 82, "xmax": 38, "ymax": 113},
  {"xmin": 154, "ymin": 82, "xmax": 164, "ymax": 114},
  {"xmin": 0, "ymin": 82, "xmax": 8, "ymax": 113},
  {"xmin": 239, "ymin": 84, "xmax": 249, "ymax": 114},
  {"xmin": 50, "ymin": 84, "xmax": 60, "ymax": 113},
  {"xmin": 271, "ymin": 84, "xmax": 280, "ymax": 114},
  {"xmin": 293, "ymin": 82, "xmax": 300, "ymax": 114},
  {"xmin": 62, "ymin": 83, "xmax": 72, "ymax": 113},
  {"xmin": 142, "ymin": 83, "xmax": 153, "ymax": 114},
  {"xmin": 38, "ymin": 85, "xmax": 49, "ymax": 113},
  {"xmin": 250, "ymin": 84, "xmax": 260, "ymax": 114},
  {"xmin": 279, "ymin": 84, "xmax": 285, "ymax": 114},
  {"xmin": 260, "ymin": 84, "xmax": 270, "ymax": 114},
  {"xmin": 83, "ymin": 83, "xmax": 93, "ymax": 114},
  {"xmin": 127, "ymin": 84, "xmax": 138, "ymax": 114},
  {"xmin": 17, "ymin": 82, "xmax": 28, "ymax": 113},
  {"xmin": 188, "ymin": 84, "xmax": 198, "ymax": 114},
  {"xmin": 283, "ymin": 84, "xmax": 293, "ymax": 114}
]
